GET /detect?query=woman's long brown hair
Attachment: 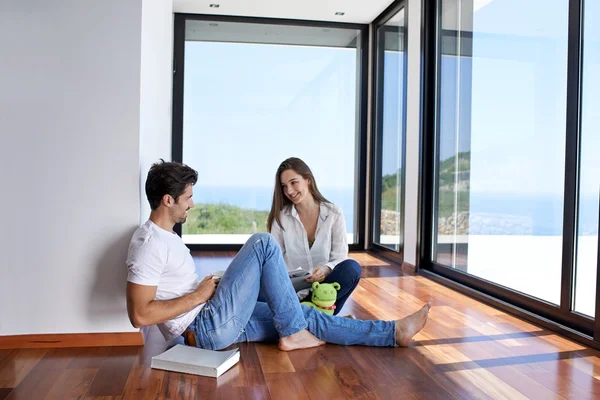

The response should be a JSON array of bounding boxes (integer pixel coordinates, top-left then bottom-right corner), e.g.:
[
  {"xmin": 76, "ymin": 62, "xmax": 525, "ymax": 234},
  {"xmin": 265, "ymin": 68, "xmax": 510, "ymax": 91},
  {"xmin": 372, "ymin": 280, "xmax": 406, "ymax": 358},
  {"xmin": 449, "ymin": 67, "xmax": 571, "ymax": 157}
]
[{"xmin": 267, "ymin": 157, "xmax": 330, "ymax": 232}]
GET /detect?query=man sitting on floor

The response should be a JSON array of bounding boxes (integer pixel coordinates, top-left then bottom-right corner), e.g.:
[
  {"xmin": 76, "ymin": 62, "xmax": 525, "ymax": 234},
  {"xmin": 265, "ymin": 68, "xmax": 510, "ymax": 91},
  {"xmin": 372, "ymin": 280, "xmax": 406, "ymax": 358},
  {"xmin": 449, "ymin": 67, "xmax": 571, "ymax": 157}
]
[{"xmin": 126, "ymin": 160, "xmax": 430, "ymax": 351}]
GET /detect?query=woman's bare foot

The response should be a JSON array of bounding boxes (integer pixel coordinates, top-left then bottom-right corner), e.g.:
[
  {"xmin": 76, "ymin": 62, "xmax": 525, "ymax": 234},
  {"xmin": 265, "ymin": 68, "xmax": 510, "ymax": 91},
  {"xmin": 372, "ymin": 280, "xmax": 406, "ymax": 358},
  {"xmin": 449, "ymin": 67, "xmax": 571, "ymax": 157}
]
[
  {"xmin": 395, "ymin": 302, "xmax": 431, "ymax": 347},
  {"xmin": 279, "ymin": 329, "xmax": 325, "ymax": 351}
]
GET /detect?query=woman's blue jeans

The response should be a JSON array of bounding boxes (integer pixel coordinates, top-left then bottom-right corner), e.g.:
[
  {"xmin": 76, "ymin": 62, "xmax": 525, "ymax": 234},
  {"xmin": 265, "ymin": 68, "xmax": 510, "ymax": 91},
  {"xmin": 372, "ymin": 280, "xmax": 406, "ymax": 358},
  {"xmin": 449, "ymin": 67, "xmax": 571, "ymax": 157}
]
[
  {"xmin": 319, "ymin": 259, "xmax": 362, "ymax": 315},
  {"xmin": 186, "ymin": 233, "xmax": 396, "ymax": 350}
]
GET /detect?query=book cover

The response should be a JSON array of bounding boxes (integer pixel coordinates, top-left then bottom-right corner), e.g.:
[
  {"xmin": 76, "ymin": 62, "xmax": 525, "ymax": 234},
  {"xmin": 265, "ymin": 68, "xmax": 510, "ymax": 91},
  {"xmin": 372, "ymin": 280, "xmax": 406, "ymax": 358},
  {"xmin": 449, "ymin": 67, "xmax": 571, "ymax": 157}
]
[
  {"xmin": 151, "ymin": 345, "xmax": 240, "ymax": 378},
  {"xmin": 288, "ymin": 267, "xmax": 312, "ymax": 292}
]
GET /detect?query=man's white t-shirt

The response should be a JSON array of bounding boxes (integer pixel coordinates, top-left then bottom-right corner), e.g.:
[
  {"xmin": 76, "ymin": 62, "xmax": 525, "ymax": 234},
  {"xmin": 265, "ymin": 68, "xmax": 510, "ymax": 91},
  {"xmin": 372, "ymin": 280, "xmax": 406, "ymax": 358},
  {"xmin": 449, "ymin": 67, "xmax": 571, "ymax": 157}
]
[{"xmin": 126, "ymin": 220, "xmax": 203, "ymax": 341}]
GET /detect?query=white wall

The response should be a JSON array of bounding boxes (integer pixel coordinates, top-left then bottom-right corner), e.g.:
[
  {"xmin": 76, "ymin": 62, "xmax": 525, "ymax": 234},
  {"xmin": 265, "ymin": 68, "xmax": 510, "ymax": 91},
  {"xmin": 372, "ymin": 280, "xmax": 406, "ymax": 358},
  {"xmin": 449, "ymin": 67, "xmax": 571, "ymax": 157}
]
[
  {"xmin": 139, "ymin": 0, "xmax": 174, "ymax": 222},
  {"xmin": 0, "ymin": 0, "xmax": 415, "ymax": 336},
  {"xmin": 403, "ymin": 0, "xmax": 422, "ymax": 266},
  {"xmin": 0, "ymin": 0, "xmax": 143, "ymax": 335}
]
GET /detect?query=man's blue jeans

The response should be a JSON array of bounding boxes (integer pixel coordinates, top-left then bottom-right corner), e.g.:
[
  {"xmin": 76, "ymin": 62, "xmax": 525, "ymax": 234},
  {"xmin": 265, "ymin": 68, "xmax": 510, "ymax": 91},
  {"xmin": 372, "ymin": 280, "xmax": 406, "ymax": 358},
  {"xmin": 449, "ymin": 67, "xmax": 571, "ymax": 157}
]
[{"xmin": 186, "ymin": 233, "xmax": 396, "ymax": 350}]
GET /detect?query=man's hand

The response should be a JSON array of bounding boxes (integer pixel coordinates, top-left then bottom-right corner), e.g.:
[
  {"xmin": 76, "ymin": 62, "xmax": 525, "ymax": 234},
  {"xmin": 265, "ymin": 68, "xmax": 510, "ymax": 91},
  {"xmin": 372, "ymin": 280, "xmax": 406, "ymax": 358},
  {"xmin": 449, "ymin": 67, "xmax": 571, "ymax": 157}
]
[
  {"xmin": 194, "ymin": 275, "xmax": 219, "ymax": 303},
  {"xmin": 126, "ymin": 275, "xmax": 219, "ymax": 329},
  {"xmin": 305, "ymin": 266, "xmax": 332, "ymax": 283}
]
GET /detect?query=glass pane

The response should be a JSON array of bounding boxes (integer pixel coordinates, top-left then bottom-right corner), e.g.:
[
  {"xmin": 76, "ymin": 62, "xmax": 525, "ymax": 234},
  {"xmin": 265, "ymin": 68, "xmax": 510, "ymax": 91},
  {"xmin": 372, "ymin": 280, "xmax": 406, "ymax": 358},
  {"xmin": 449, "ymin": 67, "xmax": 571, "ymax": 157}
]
[
  {"xmin": 181, "ymin": 21, "xmax": 361, "ymax": 245},
  {"xmin": 374, "ymin": 8, "xmax": 406, "ymax": 251},
  {"xmin": 434, "ymin": 0, "xmax": 568, "ymax": 304},
  {"xmin": 574, "ymin": 1, "xmax": 600, "ymax": 317}
]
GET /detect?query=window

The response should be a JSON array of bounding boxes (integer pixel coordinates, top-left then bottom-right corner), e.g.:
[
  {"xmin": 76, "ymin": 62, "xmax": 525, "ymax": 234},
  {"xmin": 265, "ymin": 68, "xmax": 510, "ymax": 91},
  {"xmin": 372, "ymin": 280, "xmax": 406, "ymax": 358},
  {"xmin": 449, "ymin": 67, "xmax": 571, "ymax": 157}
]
[
  {"xmin": 174, "ymin": 17, "xmax": 367, "ymax": 247},
  {"xmin": 574, "ymin": 0, "xmax": 600, "ymax": 317},
  {"xmin": 433, "ymin": 0, "xmax": 569, "ymax": 304},
  {"xmin": 372, "ymin": 6, "xmax": 407, "ymax": 252}
]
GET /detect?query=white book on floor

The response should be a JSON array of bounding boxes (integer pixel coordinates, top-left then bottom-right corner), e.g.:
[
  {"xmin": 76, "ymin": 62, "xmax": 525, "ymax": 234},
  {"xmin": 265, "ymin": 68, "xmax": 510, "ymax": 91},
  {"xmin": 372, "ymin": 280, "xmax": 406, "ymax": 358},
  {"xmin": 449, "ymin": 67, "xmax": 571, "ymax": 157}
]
[{"xmin": 151, "ymin": 344, "xmax": 240, "ymax": 378}]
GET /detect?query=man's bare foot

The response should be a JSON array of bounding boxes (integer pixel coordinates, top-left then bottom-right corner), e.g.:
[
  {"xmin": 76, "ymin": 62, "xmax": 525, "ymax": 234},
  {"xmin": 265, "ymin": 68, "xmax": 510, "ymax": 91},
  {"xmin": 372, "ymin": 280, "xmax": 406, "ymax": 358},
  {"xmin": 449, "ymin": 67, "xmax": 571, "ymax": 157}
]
[
  {"xmin": 395, "ymin": 302, "xmax": 431, "ymax": 347},
  {"xmin": 279, "ymin": 329, "xmax": 325, "ymax": 351}
]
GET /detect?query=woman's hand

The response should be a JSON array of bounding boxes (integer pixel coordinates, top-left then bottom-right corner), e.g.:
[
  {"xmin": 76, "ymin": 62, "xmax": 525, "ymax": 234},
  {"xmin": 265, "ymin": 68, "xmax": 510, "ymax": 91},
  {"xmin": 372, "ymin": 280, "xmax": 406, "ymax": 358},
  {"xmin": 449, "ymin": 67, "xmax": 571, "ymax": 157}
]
[{"xmin": 305, "ymin": 266, "xmax": 332, "ymax": 283}]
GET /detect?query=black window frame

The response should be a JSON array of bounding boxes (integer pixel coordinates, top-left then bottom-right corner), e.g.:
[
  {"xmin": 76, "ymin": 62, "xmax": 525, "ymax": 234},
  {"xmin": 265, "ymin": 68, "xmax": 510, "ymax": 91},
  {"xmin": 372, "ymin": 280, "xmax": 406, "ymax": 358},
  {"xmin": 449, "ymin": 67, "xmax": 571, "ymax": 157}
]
[
  {"xmin": 171, "ymin": 13, "xmax": 370, "ymax": 252},
  {"xmin": 369, "ymin": 0, "xmax": 409, "ymax": 265},
  {"xmin": 419, "ymin": 0, "xmax": 600, "ymax": 349}
]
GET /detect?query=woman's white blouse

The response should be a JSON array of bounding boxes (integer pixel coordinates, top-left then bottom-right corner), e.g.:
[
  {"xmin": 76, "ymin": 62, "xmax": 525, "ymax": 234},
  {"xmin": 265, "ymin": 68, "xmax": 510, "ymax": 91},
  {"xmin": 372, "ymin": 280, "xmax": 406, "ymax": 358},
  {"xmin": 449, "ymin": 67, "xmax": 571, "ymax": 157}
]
[{"xmin": 270, "ymin": 203, "xmax": 349, "ymax": 272}]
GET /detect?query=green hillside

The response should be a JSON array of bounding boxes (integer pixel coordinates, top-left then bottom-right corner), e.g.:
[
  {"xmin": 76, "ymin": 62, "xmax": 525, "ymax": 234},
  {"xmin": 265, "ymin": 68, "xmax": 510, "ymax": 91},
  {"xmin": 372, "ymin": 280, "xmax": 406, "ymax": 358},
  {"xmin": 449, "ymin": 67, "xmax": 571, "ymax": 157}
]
[
  {"xmin": 183, "ymin": 152, "xmax": 471, "ymax": 235},
  {"xmin": 380, "ymin": 151, "xmax": 470, "ymax": 217},
  {"xmin": 183, "ymin": 203, "xmax": 269, "ymax": 234}
]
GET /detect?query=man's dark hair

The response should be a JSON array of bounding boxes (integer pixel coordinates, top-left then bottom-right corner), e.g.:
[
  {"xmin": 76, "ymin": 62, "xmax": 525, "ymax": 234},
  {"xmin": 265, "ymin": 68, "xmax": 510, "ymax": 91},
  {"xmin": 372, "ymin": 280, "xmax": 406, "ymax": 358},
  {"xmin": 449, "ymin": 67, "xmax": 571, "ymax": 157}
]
[{"xmin": 145, "ymin": 160, "xmax": 198, "ymax": 210}]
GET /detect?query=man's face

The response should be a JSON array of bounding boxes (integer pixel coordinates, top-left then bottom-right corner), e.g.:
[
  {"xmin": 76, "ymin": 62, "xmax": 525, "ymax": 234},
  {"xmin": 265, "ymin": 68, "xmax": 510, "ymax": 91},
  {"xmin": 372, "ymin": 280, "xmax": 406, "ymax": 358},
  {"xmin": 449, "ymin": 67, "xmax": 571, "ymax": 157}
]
[{"xmin": 171, "ymin": 184, "xmax": 194, "ymax": 224}]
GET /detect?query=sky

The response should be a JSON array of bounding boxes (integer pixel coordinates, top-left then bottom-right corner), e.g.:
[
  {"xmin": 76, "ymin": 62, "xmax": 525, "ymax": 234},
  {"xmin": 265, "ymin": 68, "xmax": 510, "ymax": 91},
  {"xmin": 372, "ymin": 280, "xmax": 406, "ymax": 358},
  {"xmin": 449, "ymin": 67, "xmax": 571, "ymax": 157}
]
[
  {"xmin": 180, "ymin": 0, "xmax": 599, "ymax": 215},
  {"xmin": 182, "ymin": 41, "xmax": 358, "ymax": 190},
  {"xmin": 439, "ymin": 0, "xmax": 600, "ymax": 198}
]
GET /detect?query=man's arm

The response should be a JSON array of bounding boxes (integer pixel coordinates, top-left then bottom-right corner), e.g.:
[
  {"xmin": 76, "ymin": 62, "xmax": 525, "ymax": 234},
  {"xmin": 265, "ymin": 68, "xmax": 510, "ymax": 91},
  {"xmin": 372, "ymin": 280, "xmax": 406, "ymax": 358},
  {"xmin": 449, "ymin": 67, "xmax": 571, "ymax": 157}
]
[{"xmin": 126, "ymin": 276, "xmax": 218, "ymax": 328}]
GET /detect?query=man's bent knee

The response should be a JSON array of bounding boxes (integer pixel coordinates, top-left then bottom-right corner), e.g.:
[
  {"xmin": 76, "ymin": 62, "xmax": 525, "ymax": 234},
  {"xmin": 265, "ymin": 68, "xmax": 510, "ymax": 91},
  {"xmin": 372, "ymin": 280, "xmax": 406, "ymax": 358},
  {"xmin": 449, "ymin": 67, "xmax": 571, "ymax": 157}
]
[
  {"xmin": 250, "ymin": 232, "xmax": 274, "ymax": 243},
  {"xmin": 251, "ymin": 232, "xmax": 272, "ymax": 240}
]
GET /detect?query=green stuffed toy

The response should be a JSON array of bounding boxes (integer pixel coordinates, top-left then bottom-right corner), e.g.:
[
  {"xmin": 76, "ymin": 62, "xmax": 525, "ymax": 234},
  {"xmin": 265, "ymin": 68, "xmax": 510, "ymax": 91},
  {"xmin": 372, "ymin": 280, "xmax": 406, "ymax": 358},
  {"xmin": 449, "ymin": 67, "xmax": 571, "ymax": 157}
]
[{"xmin": 301, "ymin": 282, "xmax": 341, "ymax": 315}]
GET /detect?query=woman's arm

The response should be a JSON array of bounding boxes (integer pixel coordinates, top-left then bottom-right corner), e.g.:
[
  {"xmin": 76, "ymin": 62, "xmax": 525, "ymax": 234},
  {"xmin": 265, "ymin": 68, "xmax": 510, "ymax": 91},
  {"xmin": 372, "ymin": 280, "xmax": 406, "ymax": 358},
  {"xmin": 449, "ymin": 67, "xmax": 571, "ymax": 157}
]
[
  {"xmin": 325, "ymin": 210, "xmax": 349, "ymax": 270},
  {"xmin": 306, "ymin": 211, "xmax": 348, "ymax": 282}
]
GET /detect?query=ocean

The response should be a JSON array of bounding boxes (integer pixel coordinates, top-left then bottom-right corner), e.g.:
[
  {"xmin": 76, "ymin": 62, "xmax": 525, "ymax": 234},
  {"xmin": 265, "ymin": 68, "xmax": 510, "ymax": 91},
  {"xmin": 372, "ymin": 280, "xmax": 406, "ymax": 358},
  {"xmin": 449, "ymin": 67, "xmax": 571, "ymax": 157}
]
[
  {"xmin": 193, "ymin": 186, "xmax": 357, "ymax": 231},
  {"xmin": 192, "ymin": 186, "xmax": 599, "ymax": 236}
]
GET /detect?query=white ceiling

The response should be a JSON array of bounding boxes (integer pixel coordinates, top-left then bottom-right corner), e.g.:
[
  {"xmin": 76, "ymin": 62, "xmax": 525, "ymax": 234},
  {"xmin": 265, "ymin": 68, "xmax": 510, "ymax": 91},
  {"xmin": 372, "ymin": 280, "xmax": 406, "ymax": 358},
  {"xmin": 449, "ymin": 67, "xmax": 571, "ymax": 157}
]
[
  {"xmin": 186, "ymin": 20, "xmax": 361, "ymax": 47},
  {"xmin": 173, "ymin": 0, "xmax": 396, "ymax": 24}
]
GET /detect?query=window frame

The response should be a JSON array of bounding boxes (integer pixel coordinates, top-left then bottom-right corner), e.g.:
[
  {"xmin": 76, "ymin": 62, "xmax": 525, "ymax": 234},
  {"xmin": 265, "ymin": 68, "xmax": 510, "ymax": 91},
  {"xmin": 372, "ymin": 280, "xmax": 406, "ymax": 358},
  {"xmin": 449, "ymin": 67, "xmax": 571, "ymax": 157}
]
[
  {"xmin": 369, "ymin": 0, "xmax": 409, "ymax": 263},
  {"xmin": 171, "ymin": 13, "xmax": 370, "ymax": 252},
  {"xmin": 418, "ymin": 0, "xmax": 600, "ymax": 345}
]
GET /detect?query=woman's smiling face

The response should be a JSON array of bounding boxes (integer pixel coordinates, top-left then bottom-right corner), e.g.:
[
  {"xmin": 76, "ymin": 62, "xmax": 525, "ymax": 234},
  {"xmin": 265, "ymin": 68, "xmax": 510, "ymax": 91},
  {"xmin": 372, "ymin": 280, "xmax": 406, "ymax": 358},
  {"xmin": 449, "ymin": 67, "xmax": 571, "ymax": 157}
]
[{"xmin": 280, "ymin": 169, "xmax": 312, "ymax": 205}]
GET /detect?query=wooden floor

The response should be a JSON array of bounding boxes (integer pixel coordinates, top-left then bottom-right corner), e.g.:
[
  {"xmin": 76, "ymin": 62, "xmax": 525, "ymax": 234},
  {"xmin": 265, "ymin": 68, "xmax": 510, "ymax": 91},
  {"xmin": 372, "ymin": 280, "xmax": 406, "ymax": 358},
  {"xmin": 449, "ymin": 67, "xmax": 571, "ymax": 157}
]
[{"xmin": 2, "ymin": 252, "xmax": 600, "ymax": 399}]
